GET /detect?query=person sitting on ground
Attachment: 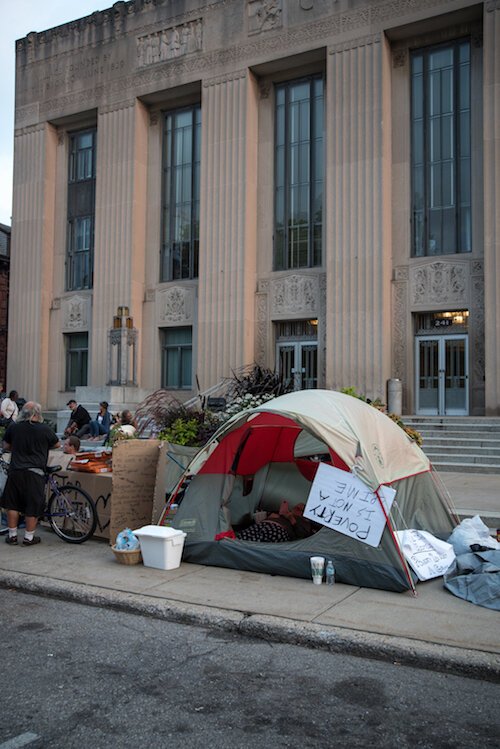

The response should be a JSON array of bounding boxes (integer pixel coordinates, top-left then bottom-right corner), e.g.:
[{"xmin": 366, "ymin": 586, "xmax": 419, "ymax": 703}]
[
  {"xmin": 0, "ymin": 390, "xmax": 19, "ymax": 426},
  {"xmin": 115, "ymin": 409, "xmax": 137, "ymax": 437},
  {"xmin": 235, "ymin": 501, "xmax": 318, "ymax": 543},
  {"xmin": 79, "ymin": 401, "xmax": 113, "ymax": 441},
  {"xmin": 64, "ymin": 399, "xmax": 91, "ymax": 438},
  {"xmin": 107, "ymin": 409, "xmax": 137, "ymax": 445}
]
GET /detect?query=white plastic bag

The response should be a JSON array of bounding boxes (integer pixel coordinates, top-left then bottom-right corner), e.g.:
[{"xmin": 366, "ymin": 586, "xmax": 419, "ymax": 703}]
[{"xmin": 447, "ymin": 515, "xmax": 499, "ymax": 556}]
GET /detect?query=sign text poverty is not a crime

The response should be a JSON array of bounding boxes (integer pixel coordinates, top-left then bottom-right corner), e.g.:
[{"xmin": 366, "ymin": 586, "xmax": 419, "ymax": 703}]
[{"xmin": 304, "ymin": 463, "xmax": 396, "ymax": 548}]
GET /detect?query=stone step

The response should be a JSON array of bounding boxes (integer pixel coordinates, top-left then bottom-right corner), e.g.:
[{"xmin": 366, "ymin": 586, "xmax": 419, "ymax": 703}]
[
  {"xmin": 420, "ymin": 432, "xmax": 500, "ymax": 448},
  {"xmin": 426, "ymin": 451, "xmax": 500, "ymax": 466},
  {"xmin": 412, "ymin": 427, "xmax": 500, "ymax": 442},
  {"xmin": 403, "ymin": 415, "xmax": 500, "ymax": 421},
  {"xmin": 424, "ymin": 443, "xmax": 500, "ymax": 457},
  {"xmin": 432, "ymin": 461, "xmax": 500, "ymax": 474},
  {"xmin": 405, "ymin": 423, "xmax": 500, "ymax": 434}
]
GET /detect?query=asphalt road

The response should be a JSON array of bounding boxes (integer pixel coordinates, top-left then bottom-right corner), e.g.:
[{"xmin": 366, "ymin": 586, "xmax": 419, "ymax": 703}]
[{"xmin": 0, "ymin": 588, "xmax": 499, "ymax": 749}]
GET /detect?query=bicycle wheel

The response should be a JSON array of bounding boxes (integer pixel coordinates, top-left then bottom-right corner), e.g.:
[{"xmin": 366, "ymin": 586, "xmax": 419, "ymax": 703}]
[{"xmin": 47, "ymin": 484, "xmax": 97, "ymax": 543}]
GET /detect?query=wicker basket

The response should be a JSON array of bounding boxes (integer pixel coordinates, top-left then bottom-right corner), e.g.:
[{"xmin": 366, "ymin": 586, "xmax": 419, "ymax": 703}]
[{"xmin": 112, "ymin": 545, "xmax": 143, "ymax": 565}]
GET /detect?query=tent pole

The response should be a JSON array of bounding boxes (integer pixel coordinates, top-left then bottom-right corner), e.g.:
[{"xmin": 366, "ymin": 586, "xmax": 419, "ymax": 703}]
[{"xmin": 375, "ymin": 488, "xmax": 417, "ymax": 595}]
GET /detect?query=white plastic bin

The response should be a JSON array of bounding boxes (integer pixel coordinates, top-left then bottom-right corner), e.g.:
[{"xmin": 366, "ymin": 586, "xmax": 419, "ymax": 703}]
[{"xmin": 133, "ymin": 525, "xmax": 187, "ymax": 571}]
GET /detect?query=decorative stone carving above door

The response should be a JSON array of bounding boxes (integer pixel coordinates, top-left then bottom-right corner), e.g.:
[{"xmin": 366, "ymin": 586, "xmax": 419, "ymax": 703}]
[
  {"xmin": 271, "ymin": 273, "xmax": 319, "ymax": 317},
  {"xmin": 410, "ymin": 261, "xmax": 469, "ymax": 307}
]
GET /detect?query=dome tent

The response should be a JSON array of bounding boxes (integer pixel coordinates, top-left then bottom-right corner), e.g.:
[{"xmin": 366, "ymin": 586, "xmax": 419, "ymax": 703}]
[{"xmin": 160, "ymin": 390, "xmax": 457, "ymax": 592}]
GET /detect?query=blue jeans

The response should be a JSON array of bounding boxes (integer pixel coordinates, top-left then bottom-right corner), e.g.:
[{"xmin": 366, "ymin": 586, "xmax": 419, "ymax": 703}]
[{"xmin": 89, "ymin": 420, "xmax": 108, "ymax": 437}]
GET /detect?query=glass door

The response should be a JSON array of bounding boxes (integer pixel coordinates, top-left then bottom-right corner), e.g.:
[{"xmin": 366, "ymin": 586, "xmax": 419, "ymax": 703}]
[
  {"xmin": 415, "ymin": 335, "xmax": 468, "ymax": 415},
  {"xmin": 277, "ymin": 342, "xmax": 318, "ymax": 391}
]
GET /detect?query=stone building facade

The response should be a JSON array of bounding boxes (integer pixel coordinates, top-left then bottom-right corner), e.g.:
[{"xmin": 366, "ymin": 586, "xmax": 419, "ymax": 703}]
[{"xmin": 8, "ymin": 0, "xmax": 500, "ymax": 415}]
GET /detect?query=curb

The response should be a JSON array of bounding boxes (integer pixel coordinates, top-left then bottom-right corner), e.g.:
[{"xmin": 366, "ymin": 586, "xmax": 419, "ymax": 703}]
[{"xmin": 1, "ymin": 569, "xmax": 499, "ymax": 683}]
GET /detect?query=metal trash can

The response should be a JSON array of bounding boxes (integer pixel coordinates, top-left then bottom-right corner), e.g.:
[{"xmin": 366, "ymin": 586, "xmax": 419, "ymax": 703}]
[{"xmin": 387, "ymin": 379, "xmax": 403, "ymax": 415}]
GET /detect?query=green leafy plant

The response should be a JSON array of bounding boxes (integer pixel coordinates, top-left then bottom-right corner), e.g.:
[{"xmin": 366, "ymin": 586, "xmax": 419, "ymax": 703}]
[{"xmin": 158, "ymin": 417, "xmax": 200, "ymax": 446}]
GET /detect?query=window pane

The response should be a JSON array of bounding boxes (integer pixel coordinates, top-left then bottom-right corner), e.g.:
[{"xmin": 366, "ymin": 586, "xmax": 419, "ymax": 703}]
[
  {"xmin": 162, "ymin": 328, "xmax": 192, "ymax": 389},
  {"xmin": 274, "ymin": 76, "xmax": 323, "ymax": 270},
  {"xmin": 429, "ymin": 47, "xmax": 453, "ymax": 70},
  {"xmin": 165, "ymin": 349, "xmax": 179, "ymax": 388},
  {"xmin": 180, "ymin": 348, "xmax": 192, "ymax": 388},
  {"xmin": 67, "ymin": 128, "xmax": 96, "ymax": 290},
  {"xmin": 161, "ymin": 106, "xmax": 200, "ymax": 281},
  {"xmin": 66, "ymin": 333, "xmax": 88, "ymax": 389},
  {"xmin": 411, "ymin": 41, "xmax": 471, "ymax": 257},
  {"xmin": 412, "ymin": 73, "xmax": 423, "ymax": 119}
]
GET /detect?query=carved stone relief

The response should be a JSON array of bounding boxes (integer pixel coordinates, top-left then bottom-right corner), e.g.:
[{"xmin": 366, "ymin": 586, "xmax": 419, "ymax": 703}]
[
  {"xmin": 255, "ymin": 292, "xmax": 269, "ymax": 366},
  {"xmin": 410, "ymin": 261, "xmax": 469, "ymax": 307},
  {"xmin": 470, "ymin": 271, "xmax": 485, "ymax": 391},
  {"xmin": 392, "ymin": 278, "xmax": 408, "ymax": 386},
  {"xmin": 271, "ymin": 274, "xmax": 318, "ymax": 317},
  {"xmin": 17, "ymin": 0, "xmax": 464, "ymax": 128},
  {"xmin": 247, "ymin": 0, "xmax": 283, "ymax": 35},
  {"xmin": 392, "ymin": 49, "xmax": 407, "ymax": 68},
  {"xmin": 61, "ymin": 295, "xmax": 90, "ymax": 332},
  {"xmin": 137, "ymin": 18, "xmax": 202, "ymax": 68},
  {"xmin": 318, "ymin": 274, "xmax": 327, "ymax": 386},
  {"xmin": 157, "ymin": 286, "xmax": 194, "ymax": 325}
]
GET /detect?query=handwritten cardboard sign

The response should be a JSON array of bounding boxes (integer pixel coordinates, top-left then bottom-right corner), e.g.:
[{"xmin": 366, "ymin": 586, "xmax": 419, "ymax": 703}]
[
  {"xmin": 396, "ymin": 529, "xmax": 455, "ymax": 580},
  {"xmin": 303, "ymin": 463, "xmax": 396, "ymax": 548}
]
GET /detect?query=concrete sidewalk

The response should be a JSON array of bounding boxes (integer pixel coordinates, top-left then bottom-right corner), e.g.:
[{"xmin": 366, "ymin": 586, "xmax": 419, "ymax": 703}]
[
  {"xmin": 1, "ymin": 525, "xmax": 499, "ymax": 683},
  {"xmin": 1, "ymin": 469, "xmax": 499, "ymax": 681}
]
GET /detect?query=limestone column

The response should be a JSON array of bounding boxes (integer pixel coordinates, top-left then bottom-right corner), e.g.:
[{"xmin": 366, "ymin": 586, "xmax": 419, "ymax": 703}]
[
  {"xmin": 7, "ymin": 122, "xmax": 57, "ymax": 405},
  {"xmin": 325, "ymin": 35, "xmax": 393, "ymax": 401},
  {"xmin": 197, "ymin": 70, "xmax": 258, "ymax": 391},
  {"xmin": 483, "ymin": 1, "xmax": 500, "ymax": 415},
  {"xmin": 92, "ymin": 99, "xmax": 148, "ymax": 387}
]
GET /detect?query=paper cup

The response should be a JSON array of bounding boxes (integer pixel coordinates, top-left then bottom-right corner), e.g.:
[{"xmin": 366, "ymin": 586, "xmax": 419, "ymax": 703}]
[{"xmin": 310, "ymin": 556, "xmax": 325, "ymax": 584}]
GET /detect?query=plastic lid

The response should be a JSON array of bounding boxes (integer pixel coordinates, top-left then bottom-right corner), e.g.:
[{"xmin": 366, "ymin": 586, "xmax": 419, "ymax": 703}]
[{"xmin": 133, "ymin": 524, "xmax": 186, "ymax": 539}]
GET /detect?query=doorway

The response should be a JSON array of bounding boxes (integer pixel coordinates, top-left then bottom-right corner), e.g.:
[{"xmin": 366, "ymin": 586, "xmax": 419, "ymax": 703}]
[
  {"xmin": 276, "ymin": 319, "xmax": 318, "ymax": 391},
  {"xmin": 415, "ymin": 335, "xmax": 468, "ymax": 415}
]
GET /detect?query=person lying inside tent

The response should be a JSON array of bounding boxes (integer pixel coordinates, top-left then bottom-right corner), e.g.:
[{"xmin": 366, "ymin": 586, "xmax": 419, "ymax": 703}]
[{"xmin": 234, "ymin": 501, "xmax": 319, "ymax": 543}]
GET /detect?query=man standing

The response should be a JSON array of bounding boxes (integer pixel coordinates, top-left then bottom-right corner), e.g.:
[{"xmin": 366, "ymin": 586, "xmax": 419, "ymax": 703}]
[
  {"xmin": 3, "ymin": 401, "xmax": 59, "ymax": 546},
  {"xmin": 64, "ymin": 399, "xmax": 91, "ymax": 438}
]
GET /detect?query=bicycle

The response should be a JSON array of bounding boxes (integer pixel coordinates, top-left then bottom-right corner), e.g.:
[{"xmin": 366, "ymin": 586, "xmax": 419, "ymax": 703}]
[{"xmin": 0, "ymin": 455, "xmax": 97, "ymax": 543}]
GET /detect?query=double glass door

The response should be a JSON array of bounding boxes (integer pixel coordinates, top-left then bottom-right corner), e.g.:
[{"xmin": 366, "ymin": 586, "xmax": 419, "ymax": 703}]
[
  {"xmin": 415, "ymin": 335, "xmax": 468, "ymax": 415},
  {"xmin": 278, "ymin": 342, "xmax": 318, "ymax": 391}
]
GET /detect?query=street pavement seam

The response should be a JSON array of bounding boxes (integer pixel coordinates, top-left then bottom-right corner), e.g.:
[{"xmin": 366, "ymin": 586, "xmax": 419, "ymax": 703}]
[{"xmin": 1, "ymin": 569, "xmax": 499, "ymax": 684}]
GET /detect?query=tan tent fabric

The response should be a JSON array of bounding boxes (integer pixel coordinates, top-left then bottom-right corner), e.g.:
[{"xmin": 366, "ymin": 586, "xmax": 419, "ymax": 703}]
[{"xmin": 252, "ymin": 390, "xmax": 429, "ymax": 490}]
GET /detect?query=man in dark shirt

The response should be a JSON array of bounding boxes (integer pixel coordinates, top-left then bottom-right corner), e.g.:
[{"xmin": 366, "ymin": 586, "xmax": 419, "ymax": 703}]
[
  {"xmin": 3, "ymin": 401, "xmax": 59, "ymax": 546},
  {"xmin": 64, "ymin": 399, "xmax": 91, "ymax": 438}
]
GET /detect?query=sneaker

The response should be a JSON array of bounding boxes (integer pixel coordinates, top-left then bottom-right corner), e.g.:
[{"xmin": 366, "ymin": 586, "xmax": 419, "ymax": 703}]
[
  {"xmin": 23, "ymin": 536, "xmax": 41, "ymax": 546},
  {"xmin": 5, "ymin": 535, "xmax": 18, "ymax": 545}
]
